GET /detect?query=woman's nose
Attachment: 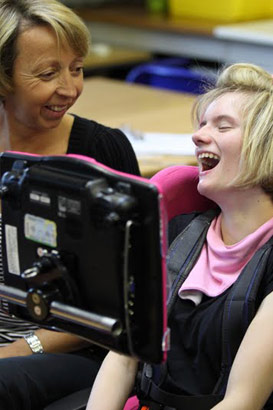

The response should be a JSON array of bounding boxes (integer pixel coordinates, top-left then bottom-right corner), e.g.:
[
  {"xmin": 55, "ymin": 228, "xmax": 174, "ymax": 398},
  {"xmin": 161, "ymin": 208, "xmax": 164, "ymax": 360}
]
[{"xmin": 57, "ymin": 73, "xmax": 78, "ymax": 98}]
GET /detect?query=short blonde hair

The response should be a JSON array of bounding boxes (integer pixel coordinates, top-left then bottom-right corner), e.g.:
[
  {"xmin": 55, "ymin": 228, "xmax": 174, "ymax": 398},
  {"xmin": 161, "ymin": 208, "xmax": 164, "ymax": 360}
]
[
  {"xmin": 193, "ymin": 63, "xmax": 273, "ymax": 194},
  {"xmin": 0, "ymin": 0, "xmax": 91, "ymax": 98}
]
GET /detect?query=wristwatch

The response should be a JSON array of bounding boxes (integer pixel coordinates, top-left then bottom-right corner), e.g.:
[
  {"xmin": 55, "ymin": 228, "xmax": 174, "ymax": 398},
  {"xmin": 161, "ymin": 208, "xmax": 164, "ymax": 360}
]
[{"xmin": 24, "ymin": 333, "xmax": 44, "ymax": 354}]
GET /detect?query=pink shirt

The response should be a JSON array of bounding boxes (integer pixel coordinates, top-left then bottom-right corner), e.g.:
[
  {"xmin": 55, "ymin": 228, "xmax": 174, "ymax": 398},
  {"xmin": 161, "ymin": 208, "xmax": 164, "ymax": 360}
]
[{"xmin": 179, "ymin": 214, "xmax": 273, "ymax": 304}]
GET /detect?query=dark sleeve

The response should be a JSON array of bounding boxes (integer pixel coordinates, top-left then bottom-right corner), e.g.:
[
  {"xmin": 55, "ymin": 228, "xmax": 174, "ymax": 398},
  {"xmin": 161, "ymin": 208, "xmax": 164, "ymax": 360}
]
[
  {"xmin": 67, "ymin": 116, "xmax": 141, "ymax": 176},
  {"xmin": 90, "ymin": 126, "xmax": 141, "ymax": 176}
]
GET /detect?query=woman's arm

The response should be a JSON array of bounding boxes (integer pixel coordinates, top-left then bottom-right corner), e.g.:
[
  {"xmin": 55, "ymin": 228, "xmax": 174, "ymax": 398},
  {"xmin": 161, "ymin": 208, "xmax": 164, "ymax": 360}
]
[
  {"xmin": 87, "ymin": 351, "xmax": 138, "ymax": 410},
  {"xmin": 0, "ymin": 328, "xmax": 90, "ymax": 358},
  {"xmin": 212, "ymin": 290, "xmax": 273, "ymax": 410}
]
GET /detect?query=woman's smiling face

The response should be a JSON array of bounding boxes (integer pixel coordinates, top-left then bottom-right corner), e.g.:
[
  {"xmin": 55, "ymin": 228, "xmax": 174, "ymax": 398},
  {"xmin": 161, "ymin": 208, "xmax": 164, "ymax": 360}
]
[
  {"xmin": 192, "ymin": 92, "xmax": 246, "ymax": 203},
  {"xmin": 3, "ymin": 24, "xmax": 84, "ymax": 134}
]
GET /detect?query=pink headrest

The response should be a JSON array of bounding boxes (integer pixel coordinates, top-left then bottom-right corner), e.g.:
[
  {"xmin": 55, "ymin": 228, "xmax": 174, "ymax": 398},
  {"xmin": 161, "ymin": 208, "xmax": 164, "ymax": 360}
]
[{"xmin": 151, "ymin": 165, "xmax": 216, "ymax": 221}]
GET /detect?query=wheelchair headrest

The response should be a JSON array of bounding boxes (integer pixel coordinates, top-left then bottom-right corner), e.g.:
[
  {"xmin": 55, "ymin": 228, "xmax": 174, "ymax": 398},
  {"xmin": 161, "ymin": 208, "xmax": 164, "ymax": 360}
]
[{"xmin": 151, "ymin": 165, "xmax": 216, "ymax": 220}]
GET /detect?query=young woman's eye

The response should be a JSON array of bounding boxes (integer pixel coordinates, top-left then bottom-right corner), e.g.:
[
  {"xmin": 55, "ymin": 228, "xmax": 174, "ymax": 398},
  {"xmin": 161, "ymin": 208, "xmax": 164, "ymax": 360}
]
[
  {"xmin": 219, "ymin": 125, "xmax": 231, "ymax": 131},
  {"xmin": 199, "ymin": 121, "xmax": 206, "ymax": 129}
]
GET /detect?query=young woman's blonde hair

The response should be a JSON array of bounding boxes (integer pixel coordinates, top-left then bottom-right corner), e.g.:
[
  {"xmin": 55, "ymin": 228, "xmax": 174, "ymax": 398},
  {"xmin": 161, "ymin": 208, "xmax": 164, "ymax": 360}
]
[
  {"xmin": 0, "ymin": 0, "xmax": 91, "ymax": 99},
  {"xmin": 193, "ymin": 63, "xmax": 273, "ymax": 195}
]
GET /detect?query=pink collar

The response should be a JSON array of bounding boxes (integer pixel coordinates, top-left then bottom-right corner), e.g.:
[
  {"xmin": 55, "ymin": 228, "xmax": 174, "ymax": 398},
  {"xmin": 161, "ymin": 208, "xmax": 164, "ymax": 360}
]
[{"xmin": 179, "ymin": 214, "xmax": 273, "ymax": 301}]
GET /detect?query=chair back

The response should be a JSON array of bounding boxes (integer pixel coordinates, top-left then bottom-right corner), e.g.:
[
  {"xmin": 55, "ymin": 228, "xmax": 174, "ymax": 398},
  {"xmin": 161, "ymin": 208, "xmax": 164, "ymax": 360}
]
[{"xmin": 151, "ymin": 165, "xmax": 215, "ymax": 220}]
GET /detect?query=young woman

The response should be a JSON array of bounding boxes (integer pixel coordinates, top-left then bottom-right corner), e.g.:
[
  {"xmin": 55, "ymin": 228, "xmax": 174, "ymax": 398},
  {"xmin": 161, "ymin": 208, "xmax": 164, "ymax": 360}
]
[
  {"xmin": 0, "ymin": 0, "xmax": 140, "ymax": 408},
  {"xmin": 87, "ymin": 63, "xmax": 273, "ymax": 410}
]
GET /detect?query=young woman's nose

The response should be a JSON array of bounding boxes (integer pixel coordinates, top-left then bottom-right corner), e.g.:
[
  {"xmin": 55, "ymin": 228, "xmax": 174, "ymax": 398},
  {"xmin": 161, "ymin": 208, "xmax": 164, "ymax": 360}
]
[{"xmin": 192, "ymin": 127, "xmax": 212, "ymax": 146}]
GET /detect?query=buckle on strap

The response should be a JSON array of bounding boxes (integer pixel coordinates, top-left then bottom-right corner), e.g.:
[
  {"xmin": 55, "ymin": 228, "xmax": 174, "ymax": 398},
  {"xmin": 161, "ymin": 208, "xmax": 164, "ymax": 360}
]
[{"xmin": 140, "ymin": 364, "xmax": 153, "ymax": 396}]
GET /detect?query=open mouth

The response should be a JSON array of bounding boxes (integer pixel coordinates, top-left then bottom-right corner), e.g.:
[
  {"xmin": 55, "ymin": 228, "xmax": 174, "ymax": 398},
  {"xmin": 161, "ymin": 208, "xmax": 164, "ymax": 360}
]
[{"xmin": 198, "ymin": 152, "xmax": 220, "ymax": 171}]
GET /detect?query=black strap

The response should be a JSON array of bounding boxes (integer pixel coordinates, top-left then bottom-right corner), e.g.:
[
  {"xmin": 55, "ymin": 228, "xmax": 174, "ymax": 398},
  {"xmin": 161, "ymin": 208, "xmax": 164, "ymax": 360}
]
[
  {"xmin": 167, "ymin": 209, "xmax": 218, "ymax": 317},
  {"xmin": 140, "ymin": 377, "xmax": 222, "ymax": 410}
]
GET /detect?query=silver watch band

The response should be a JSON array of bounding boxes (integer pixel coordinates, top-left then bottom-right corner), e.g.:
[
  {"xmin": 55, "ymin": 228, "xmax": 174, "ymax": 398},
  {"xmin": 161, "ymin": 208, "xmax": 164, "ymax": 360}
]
[{"xmin": 24, "ymin": 333, "xmax": 44, "ymax": 354}]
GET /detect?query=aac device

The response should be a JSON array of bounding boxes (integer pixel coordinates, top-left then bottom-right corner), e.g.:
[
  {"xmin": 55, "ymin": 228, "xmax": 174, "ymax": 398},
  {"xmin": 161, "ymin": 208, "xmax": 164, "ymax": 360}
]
[{"xmin": 0, "ymin": 151, "xmax": 168, "ymax": 364}]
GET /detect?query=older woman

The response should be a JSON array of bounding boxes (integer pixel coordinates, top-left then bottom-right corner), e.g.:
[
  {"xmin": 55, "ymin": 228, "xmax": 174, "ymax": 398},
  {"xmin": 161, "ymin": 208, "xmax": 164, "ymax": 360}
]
[
  {"xmin": 0, "ymin": 0, "xmax": 140, "ymax": 408},
  {"xmin": 87, "ymin": 63, "xmax": 273, "ymax": 410}
]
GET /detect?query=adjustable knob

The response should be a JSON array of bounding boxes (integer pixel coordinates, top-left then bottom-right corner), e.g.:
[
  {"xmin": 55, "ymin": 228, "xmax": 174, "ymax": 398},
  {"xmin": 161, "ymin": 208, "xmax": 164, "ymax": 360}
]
[{"xmin": 26, "ymin": 287, "xmax": 60, "ymax": 321}]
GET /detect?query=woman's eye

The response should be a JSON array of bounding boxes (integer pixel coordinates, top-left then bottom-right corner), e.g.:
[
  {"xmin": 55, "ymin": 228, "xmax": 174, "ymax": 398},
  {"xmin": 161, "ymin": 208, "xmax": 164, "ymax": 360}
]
[
  {"xmin": 72, "ymin": 66, "xmax": 83, "ymax": 75},
  {"xmin": 39, "ymin": 71, "xmax": 56, "ymax": 80}
]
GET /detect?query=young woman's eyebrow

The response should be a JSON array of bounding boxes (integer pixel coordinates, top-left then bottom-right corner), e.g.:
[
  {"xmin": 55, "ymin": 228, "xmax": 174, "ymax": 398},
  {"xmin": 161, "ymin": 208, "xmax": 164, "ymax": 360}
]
[
  {"xmin": 213, "ymin": 115, "xmax": 237, "ymax": 125},
  {"xmin": 199, "ymin": 115, "xmax": 235, "ymax": 128}
]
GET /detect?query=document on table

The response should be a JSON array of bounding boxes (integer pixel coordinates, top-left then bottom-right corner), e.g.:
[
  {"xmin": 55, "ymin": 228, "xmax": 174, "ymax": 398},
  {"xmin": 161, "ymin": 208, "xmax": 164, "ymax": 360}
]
[{"xmin": 122, "ymin": 130, "xmax": 195, "ymax": 156}]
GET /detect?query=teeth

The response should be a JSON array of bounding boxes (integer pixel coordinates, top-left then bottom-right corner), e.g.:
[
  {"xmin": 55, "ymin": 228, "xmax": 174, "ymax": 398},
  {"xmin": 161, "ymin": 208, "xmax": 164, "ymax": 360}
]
[
  {"xmin": 48, "ymin": 105, "xmax": 66, "ymax": 112},
  {"xmin": 198, "ymin": 153, "xmax": 219, "ymax": 160}
]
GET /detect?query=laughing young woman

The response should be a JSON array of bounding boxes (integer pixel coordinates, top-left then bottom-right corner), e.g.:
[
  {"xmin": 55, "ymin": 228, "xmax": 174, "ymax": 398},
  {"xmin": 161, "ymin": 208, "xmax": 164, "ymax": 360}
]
[
  {"xmin": 0, "ymin": 0, "xmax": 140, "ymax": 409},
  {"xmin": 87, "ymin": 63, "xmax": 273, "ymax": 410}
]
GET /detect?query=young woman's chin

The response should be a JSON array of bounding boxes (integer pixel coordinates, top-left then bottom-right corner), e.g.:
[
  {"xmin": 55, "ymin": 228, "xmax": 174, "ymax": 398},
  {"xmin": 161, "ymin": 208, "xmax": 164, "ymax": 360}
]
[{"xmin": 197, "ymin": 180, "xmax": 220, "ymax": 203}]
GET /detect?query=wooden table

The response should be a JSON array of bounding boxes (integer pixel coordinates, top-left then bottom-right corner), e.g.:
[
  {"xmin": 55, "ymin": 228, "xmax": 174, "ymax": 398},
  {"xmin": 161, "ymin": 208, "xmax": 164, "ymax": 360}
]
[{"xmin": 70, "ymin": 77, "xmax": 197, "ymax": 177}]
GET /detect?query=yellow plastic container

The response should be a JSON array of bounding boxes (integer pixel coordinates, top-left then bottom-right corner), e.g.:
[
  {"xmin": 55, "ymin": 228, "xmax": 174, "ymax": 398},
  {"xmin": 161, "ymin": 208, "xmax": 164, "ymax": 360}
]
[{"xmin": 168, "ymin": 0, "xmax": 271, "ymax": 22}]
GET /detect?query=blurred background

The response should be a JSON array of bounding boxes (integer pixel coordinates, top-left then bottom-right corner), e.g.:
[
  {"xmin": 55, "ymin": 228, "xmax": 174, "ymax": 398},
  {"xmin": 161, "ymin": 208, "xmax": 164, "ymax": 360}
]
[
  {"xmin": 60, "ymin": 0, "xmax": 273, "ymax": 176},
  {"xmin": 59, "ymin": 0, "xmax": 273, "ymax": 82}
]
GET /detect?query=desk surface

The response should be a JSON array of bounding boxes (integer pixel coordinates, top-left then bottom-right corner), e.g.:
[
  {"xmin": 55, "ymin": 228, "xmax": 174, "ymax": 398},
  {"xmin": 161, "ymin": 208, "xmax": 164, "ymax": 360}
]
[
  {"xmin": 70, "ymin": 77, "xmax": 197, "ymax": 176},
  {"xmin": 71, "ymin": 77, "xmax": 195, "ymax": 133}
]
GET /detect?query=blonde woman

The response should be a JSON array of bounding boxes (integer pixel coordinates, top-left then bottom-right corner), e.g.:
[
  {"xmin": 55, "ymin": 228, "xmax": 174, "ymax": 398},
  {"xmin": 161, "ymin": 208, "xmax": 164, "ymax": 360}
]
[{"xmin": 87, "ymin": 63, "xmax": 273, "ymax": 410}]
